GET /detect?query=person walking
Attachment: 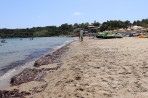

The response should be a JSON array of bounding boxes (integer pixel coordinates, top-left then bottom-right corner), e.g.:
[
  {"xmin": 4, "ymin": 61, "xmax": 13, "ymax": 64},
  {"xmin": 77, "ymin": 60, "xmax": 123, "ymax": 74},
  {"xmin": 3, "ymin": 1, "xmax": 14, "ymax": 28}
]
[{"xmin": 80, "ymin": 29, "xmax": 84, "ymax": 41}]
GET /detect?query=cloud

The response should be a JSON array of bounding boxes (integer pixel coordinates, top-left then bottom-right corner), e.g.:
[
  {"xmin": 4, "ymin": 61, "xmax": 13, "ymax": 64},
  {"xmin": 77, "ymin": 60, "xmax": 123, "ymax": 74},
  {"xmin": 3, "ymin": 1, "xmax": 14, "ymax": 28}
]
[{"xmin": 73, "ymin": 12, "xmax": 81, "ymax": 16}]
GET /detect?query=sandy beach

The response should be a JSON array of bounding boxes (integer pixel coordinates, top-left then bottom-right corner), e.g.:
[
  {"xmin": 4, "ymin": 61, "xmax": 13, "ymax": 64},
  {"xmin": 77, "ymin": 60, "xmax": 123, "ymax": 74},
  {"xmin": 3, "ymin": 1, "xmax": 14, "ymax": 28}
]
[{"xmin": 2, "ymin": 37, "xmax": 148, "ymax": 98}]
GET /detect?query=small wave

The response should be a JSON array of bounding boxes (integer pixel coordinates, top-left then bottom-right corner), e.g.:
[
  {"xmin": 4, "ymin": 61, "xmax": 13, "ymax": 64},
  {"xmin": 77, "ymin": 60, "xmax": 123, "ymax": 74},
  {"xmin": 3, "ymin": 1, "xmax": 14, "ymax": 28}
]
[
  {"xmin": 0, "ymin": 68, "xmax": 16, "ymax": 81},
  {"xmin": 0, "ymin": 60, "xmax": 35, "ymax": 89},
  {"xmin": 64, "ymin": 39, "xmax": 75, "ymax": 44},
  {"xmin": 52, "ymin": 45, "xmax": 65, "ymax": 51},
  {"xmin": 0, "ymin": 68, "xmax": 17, "ymax": 89},
  {"xmin": 51, "ymin": 40, "xmax": 74, "ymax": 51},
  {"xmin": 64, "ymin": 40, "xmax": 71, "ymax": 44}
]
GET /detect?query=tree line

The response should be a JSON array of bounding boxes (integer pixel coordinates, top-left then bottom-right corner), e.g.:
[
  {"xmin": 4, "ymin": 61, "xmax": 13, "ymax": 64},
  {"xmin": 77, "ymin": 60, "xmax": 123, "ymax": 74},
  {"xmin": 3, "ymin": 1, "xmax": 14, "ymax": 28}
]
[{"xmin": 0, "ymin": 19, "xmax": 148, "ymax": 38}]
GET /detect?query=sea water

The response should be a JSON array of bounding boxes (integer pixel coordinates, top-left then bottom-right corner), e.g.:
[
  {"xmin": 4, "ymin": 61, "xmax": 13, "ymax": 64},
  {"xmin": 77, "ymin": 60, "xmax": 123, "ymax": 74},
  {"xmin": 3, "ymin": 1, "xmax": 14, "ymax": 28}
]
[{"xmin": 0, "ymin": 37, "xmax": 75, "ymax": 89}]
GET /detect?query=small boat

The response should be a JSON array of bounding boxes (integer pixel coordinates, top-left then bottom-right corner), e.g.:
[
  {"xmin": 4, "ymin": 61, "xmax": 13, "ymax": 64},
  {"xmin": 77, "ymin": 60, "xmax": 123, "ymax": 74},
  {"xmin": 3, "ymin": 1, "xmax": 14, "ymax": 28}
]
[
  {"xmin": 96, "ymin": 33, "xmax": 115, "ymax": 39},
  {"xmin": 138, "ymin": 35, "xmax": 148, "ymax": 38},
  {"xmin": 96, "ymin": 33, "xmax": 123, "ymax": 39},
  {"xmin": 1, "ymin": 39, "xmax": 7, "ymax": 43}
]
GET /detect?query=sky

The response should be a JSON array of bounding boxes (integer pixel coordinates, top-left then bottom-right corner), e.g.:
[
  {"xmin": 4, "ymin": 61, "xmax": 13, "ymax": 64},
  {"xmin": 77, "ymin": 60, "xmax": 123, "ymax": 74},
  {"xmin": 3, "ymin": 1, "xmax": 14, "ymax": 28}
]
[{"xmin": 0, "ymin": 0, "xmax": 148, "ymax": 28}]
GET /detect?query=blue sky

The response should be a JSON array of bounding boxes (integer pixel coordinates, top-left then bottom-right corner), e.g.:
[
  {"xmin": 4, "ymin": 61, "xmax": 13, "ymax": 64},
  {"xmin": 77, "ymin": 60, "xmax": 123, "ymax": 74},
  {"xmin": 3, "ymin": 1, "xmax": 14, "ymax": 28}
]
[{"xmin": 0, "ymin": 0, "xmax": 148, "ymax": 28}]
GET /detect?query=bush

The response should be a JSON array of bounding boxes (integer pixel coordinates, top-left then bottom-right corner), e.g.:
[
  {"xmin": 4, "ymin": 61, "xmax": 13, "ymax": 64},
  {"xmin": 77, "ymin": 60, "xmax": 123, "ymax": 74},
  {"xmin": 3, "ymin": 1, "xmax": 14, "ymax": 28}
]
[{"xmin": 33, "ymin": 30, "xmax": 49, "ymax": 37}]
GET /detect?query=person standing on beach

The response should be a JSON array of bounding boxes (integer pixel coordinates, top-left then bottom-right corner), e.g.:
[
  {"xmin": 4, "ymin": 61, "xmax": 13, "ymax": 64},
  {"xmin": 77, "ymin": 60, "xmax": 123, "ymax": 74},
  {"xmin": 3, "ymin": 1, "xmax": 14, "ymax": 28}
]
[{"xmin": 80, "ymin": 29, "xmax": 84, "ymax": 41}]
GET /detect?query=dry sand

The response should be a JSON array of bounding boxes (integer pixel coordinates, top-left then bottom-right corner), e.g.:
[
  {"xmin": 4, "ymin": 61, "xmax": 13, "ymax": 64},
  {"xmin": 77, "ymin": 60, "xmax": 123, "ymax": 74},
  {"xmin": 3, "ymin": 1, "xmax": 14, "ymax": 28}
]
[{"xmin": 7, "ymin": 37, "xmax": 148, "ymax": 98}]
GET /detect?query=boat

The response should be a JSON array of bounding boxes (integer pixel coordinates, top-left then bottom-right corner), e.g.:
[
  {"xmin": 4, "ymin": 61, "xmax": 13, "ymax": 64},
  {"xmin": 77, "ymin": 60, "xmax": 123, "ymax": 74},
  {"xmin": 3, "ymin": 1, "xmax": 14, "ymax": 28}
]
[
  {"xmin": 138, "ymin": 35, "xmax": 148, "ymax": 38},
  {"xmin": 1, "ymin": 39, "xmax": 7, "ymax": 43},
  {"xmin": 96, "ymin": 33, "xmax": 123, "ymax": 39}
]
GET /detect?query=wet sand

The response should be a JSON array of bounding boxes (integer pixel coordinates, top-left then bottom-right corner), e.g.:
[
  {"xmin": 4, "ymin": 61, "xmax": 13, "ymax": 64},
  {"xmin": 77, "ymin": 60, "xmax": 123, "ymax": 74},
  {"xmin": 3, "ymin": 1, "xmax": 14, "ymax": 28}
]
[{"xmin": 3, "ymin": 37, "xmax": 148, "ymax": 98}]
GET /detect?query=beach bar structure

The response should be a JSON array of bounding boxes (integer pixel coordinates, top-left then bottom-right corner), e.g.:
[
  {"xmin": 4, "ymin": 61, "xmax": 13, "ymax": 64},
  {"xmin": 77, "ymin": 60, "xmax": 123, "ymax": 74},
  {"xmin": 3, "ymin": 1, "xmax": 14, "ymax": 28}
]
[{"xmin": 88, "ymin": 25, "xmax": 100, "ymax": 33}]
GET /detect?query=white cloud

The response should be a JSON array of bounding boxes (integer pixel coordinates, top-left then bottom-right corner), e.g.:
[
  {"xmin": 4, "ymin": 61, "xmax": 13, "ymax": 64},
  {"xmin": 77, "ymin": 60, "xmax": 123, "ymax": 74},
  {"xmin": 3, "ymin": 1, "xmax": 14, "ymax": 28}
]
[{"xmin": 73, "ymin": 12, "xmax": 81, "ymax": 16}]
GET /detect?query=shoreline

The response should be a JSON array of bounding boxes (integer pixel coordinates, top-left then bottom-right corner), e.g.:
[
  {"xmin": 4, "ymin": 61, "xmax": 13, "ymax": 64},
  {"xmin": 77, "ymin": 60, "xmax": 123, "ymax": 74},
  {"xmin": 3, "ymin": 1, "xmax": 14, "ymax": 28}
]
[
  {"xmin": 0, "ymin": 38, "xmax": 75, "ymax": 89},
  {"xmin": 0, "ymin": 40, "xmax": 75, "ymax": 97},
  {"xmin": 1, "ymin": 37, "xmax": 148, "ymax": 98},
  {"xmin": 10, "ymin": 42, "xmax": 72, "ymax": 86}
]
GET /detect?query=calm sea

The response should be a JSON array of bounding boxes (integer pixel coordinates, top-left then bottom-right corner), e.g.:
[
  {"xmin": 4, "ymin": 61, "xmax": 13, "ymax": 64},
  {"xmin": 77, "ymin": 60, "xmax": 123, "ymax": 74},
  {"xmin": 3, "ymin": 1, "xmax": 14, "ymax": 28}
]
[{"xmin": 0, "ymin": 37, "xmax": 75, "ymax": 89}]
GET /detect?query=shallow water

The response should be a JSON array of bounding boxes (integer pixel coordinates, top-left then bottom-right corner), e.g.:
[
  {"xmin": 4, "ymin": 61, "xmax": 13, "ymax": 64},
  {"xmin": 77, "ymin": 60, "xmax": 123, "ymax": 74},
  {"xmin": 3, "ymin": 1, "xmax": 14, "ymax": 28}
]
[{"xmin": 0, "ymin": 37, "xmax": 75, "ymax": 89}]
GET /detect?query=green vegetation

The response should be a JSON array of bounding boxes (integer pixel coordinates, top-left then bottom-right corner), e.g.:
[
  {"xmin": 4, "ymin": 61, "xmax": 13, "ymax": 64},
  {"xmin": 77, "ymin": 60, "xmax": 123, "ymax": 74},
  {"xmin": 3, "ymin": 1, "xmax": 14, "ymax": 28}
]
[
  {"xmin": 33, "ymin": 30, "xmax": 49, "ymax": 37},
  {"xmin": 99, "ymin": 20, "xmax": 131, "ymax": 32},
  {"xmin": 0, "ymin": 19, "xmax": 147, "ymax": 38},
  {"xmin": 133, "ymin": 19, "xmax": 148, "ymax": 28}
]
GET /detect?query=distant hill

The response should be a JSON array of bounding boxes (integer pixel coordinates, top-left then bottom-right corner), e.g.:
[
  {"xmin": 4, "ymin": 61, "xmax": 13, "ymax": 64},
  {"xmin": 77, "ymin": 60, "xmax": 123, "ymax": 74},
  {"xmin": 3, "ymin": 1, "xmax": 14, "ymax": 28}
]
[{"xmin": 0, "ymin": 19, "xmax": 148, "ymax": 38}]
